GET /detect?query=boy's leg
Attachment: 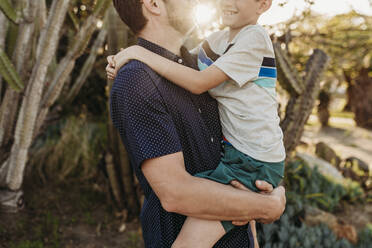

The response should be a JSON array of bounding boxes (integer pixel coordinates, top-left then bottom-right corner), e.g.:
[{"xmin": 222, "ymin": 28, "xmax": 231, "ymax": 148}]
[
  {"xmin": 250, "ymin": 220, "xmax": 259, "ymax": 248},
  {"xmin": 171, "ymin": 216, "xmax": 226, "ymax": 248}
]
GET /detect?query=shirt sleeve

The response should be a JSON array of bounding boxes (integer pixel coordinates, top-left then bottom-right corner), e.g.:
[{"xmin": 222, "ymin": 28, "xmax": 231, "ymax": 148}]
[
  {"xmin": 109, "ymin": 65, "xmax": 182, "ymax": 168},
  {"xmin": 213, "ymin": 28, "xmax": 276, "ymax": 87},
  {"xmin": 189, "ymin": 44, "xmax": 201, "ymax": 55}
]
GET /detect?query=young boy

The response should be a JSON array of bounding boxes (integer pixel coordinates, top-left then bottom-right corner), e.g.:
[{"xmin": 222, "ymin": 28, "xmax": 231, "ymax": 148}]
[{"xmin": 107, "ymin": 0, "xmax": 285, "ymax": 247}]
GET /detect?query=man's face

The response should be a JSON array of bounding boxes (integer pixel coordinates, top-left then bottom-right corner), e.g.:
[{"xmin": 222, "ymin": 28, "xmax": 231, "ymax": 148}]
[
  {"xmin": 220, "ymin": 0, "xmax": 261, "ymax": 29},
  {"xmin": 164, "ymin": 0, "xmax": 196, "ymax": 35}
]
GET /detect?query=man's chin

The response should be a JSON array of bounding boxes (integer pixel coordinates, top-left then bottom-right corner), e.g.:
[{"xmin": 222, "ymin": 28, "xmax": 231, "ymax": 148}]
[{"xmin": 173, "ymin": 24, "xmax": 195, "ymax": 36}]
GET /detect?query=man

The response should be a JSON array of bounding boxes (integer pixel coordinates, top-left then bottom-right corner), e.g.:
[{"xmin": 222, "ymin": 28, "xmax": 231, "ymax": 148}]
[{"xmin": 109, "ymin": 0, "xmax": 286, "ymax": 247}]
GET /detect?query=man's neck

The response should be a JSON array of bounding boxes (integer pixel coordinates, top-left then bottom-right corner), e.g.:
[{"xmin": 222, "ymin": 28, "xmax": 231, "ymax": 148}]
[{"xmin": 139, "ymin": 26, "xmax": 184, "ymax": 56}]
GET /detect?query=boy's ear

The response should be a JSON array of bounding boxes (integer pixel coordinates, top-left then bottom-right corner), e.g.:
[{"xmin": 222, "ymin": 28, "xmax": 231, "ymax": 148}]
[
  {"xmin": 258, "ymin": 0, "xmax": 272, "ymax": 14},
  {"xmin": 142, "ymin": 0, "xmax": 162, "ymax": 16}
]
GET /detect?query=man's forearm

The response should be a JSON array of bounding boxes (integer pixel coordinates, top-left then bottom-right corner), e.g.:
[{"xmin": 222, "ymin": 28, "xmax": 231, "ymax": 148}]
[
  {"xmin": 142, "ymin": 152, "xmax": 284, "ymax": 223},
  {"xmin": 166, "ymin": 175, "xmax": 275, "ymax": 222}
]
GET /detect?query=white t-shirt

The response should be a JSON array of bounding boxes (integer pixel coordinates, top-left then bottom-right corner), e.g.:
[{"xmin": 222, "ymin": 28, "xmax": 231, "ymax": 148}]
[{"xmin": 196, "ymin": 24, "xmax": 286, "ymax": 162}]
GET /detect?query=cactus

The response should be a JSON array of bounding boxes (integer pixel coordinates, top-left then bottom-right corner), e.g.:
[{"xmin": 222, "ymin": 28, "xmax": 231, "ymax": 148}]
[
  {"xmin": 65, "ymin": 16, "xmax": 108, "ymax": 103},
  {"xmin": 1, "ymin": 0, "xmax": 71, "ymax": 192},
  {"xmin": 274, "ymin": 43, "xmax": 330, "ymax": 155},
  {"xmin": 0, "ymin": 48, "xmax": 23, "ymax": 91},
  {"xmin": 0, "ymin": 0, "xmax": 18, "ymax": 24},
  {"xmin": 0, "ymin": 0, "xmax": 112, "ymax": 213},
  {"xmin": 34, "ymin": 0, "xmax": 111, "ymax": 139}
]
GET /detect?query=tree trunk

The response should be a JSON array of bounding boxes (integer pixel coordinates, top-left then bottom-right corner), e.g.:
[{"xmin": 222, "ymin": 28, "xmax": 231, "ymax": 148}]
[
  {"xmin": 349, "ymin": 68, "xmax": 372, "ymax": 129},
  {"xmin": 317, "ymin": 90, "xmax": 331, "ymax": 127}
]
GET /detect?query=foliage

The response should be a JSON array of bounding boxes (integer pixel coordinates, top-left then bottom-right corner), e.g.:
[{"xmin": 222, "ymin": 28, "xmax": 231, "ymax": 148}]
[
  {"xmin": 284, "ymin": 160, "xmax": 364, "ymax": 212},
  {"xmin": 258, "ymin": 204, "xmax": 372, "ymax": 248},
  {"xmin": 29, "ymin": 114, "xmax": 107, "ymax": 182},
  {"xmin": 258, "ymin": 160, "xmax": 370, "ymax": 247}
]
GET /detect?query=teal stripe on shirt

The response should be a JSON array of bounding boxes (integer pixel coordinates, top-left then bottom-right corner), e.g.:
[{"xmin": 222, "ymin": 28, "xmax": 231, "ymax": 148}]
[
  {"xmin": 198, "ymin": 59, "xmax": 210, "ymax": 71},
  {"xmin": 254, "ymin": 78, "xmax": 276, "ymax": 88}
]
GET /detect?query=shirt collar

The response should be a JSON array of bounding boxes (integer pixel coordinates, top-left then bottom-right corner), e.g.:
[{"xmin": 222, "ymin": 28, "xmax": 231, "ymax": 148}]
[
  {"xmin": 228, "ymin": 24, "xmax": 259, "ymax": 45},
  {"xmin": 137, "ymin": 37, "xmax": 197, "ymax": 68}
]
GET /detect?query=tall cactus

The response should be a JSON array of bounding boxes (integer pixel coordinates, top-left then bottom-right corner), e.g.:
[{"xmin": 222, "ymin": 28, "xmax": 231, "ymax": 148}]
[
  {"xmin": 0, "ymin": 0, "xmax": 71, "ymax": 192},
  {"xmin": 0, "ymin": 0, "xmax": 38, "ymax": 159},
  {"xmin": 274, "ymin": 43, "xmax": 330, "ymax": 155},
  {"xmin": 64, "ymin": 21, "xmax": 108, "ymax": 104},
  {"xmin": 34, "ymin": 0, "xmax": 111, "ymax": 139},
  {"xmin": 0, "ymin": 0, "xmax": 113, "ymax": 213}
]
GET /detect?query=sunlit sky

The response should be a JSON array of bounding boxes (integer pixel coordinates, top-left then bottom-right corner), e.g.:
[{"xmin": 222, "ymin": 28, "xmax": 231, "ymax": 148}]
[{"xmin": 259, "ymin": 0, "xmax": 372, "ymax": 25}]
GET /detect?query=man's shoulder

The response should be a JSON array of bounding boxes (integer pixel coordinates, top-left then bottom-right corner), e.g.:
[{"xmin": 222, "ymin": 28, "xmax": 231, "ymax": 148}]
[
  {"xmin": 116, "ymin": 60, "xmax": 158, "ymax": 83},
  {"xmin": 110, "ymin": 60, "xmax": 166, "ymax": 107},
  {"xmin": 113, "ymin": 60, "xmax": 161, "ymax": 93}
]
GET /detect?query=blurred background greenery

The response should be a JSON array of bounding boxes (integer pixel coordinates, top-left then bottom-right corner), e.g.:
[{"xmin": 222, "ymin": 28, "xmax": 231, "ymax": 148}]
[{"xmin": 0, "ymin": 0, "xmax": 371, "ymax": 247}]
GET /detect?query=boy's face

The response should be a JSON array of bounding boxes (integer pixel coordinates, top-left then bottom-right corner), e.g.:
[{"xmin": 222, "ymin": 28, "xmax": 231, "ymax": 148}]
[{"xmin": 220, "ymin": 0, "xmax": 266, "ymax": 29}]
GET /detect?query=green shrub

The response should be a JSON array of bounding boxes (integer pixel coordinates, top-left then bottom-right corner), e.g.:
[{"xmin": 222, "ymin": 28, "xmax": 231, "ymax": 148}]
[{"xmin": 257, "ymin": 160, "xmax": 370, "ymax": 247}]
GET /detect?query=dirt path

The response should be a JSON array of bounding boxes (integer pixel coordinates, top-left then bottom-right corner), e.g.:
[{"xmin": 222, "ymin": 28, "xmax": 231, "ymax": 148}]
[{"xmin": 302, "ymin": 115, "xmax": 372, "ymax": 171}]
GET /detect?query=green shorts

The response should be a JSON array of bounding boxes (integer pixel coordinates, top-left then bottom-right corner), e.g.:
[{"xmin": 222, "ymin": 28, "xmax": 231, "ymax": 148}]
[{"xmin": 195, "ymin": 143, "xmax": 285, "ymax": 232}]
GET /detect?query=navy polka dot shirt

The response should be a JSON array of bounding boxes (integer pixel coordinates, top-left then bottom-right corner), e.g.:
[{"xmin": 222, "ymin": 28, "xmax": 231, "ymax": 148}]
[{"xmin": 109, "ymin": 38, "xmax": 254, "ymax": 248}]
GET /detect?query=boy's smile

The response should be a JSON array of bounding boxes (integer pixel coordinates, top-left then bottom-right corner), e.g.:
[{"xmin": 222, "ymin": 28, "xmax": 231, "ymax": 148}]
[{"xmin": 221, "ymin": 0, "xmax": 261, "ymax": 28}]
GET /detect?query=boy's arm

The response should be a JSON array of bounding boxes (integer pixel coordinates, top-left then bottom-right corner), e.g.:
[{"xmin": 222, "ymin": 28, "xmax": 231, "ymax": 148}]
[
  {"xmin": 113, "ymin": 45, "xmax": 230, "ymax": 94},
  {"xmin": 142, "ymin": 151, "xmax": 286, "ymax": 223}
]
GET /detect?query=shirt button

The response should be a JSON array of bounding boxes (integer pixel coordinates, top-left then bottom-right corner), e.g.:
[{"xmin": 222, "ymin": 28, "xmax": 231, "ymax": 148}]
[
  {"xmin": 177, "ymin": 58, "xmax": 183, "ymax": 64},
  {"xmin": 211, "ymin": 137, "xmax": 214, "ymax": 143},
  {"xmin": 198, "ymin": 108, "xmax": 202, "ymax": 113}
]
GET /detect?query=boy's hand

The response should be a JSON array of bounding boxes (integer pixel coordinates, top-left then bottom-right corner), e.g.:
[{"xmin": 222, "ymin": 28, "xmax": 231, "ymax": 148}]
[
  {"xmin": 106, "ymin": 45, "xmax": 142, "ymax": 80},
  {"xmin": 106, "ymin": 55, "xmax": 117, "ymax": 80}
]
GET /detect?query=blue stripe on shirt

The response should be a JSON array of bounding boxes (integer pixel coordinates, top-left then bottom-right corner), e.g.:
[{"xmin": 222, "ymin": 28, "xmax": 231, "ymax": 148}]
[
  {"xmin": 198, "ymin": 48, "xmax": 213, "ymax": 66},
  {"xmin": 259, "ymin": 67, "xmax": 277, "ymax": 78}
]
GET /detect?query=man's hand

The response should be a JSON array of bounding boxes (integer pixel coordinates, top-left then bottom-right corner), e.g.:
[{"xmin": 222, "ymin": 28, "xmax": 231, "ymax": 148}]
[
  {"xmin": 230, "ymin": 180, "xmax": 274, "ymax": 226},
  {"xmin": 259, "ymin": 186, "xmax": 286, "ymax": 224},
  {"xmin": 230, "ymin": 180, "xmax": 286, "ymax": 225}
]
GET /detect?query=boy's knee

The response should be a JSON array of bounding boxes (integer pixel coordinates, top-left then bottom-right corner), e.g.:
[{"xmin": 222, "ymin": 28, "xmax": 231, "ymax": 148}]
[
  {"xmin": 171, "ymin": 240, "xmax": 188, "ymax": 248},
  {"xmin": 171, "ymin": 236, "xmax": 199, "ymax": 248}
]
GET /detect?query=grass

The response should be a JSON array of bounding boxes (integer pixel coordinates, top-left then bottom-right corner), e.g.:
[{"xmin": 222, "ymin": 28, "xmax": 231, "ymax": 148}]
[{"xmin": 125, "ymin": 231, "xmax": 143, "ymax": 248}]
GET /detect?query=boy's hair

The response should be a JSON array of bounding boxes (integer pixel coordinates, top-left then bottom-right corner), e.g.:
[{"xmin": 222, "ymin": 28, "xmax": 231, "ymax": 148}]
[{"xmin": 112, "ymin": 0, "xmax": 148, "ymax": 35}]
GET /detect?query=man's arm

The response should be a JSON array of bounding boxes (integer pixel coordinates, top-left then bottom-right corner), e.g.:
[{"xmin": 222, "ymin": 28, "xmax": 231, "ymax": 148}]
[{"xmin": 142, "ymin": 152, "xmax": 286, "ymax": 223}]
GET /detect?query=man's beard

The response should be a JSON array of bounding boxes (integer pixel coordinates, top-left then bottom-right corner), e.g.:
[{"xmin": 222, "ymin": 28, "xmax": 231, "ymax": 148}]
[{"xmin": 165, "ymin": 2, "xmax": 195, "ymax": 35}]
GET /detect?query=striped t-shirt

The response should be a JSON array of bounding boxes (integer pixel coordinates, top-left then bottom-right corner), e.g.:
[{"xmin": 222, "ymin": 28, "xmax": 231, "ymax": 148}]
[{"xmin": 196, "ymin": 24, "xmax": 286, "ymax": 162}]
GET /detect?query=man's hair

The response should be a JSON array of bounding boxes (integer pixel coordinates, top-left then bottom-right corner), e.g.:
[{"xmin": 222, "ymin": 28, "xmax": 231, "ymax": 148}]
[{"xmin": 112, "ymin": 0, "xmax": 148, "ymax": 35}]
